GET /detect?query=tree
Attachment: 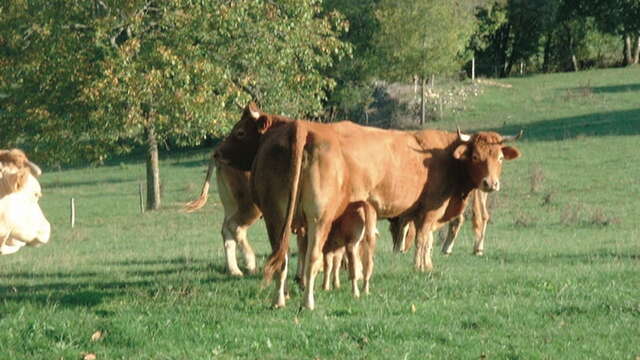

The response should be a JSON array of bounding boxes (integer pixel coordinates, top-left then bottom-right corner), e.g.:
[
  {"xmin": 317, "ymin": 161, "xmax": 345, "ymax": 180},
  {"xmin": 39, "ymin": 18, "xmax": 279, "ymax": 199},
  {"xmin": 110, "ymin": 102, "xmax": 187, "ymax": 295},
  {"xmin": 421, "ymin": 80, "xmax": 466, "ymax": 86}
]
[
  {"xmin": 583, "ymin": 0, "xmax": 640, "ymax": 65},
  {"xmin": 373, "ymin": 0, "xmax": 476, "ymax": 124},
  {"xmin": 1, "ymin": 0, "xmax": 348, "ymax": 210},
  {"xmin": 323, "ymin": 0, "xmax": 379, "ymax": 123}
]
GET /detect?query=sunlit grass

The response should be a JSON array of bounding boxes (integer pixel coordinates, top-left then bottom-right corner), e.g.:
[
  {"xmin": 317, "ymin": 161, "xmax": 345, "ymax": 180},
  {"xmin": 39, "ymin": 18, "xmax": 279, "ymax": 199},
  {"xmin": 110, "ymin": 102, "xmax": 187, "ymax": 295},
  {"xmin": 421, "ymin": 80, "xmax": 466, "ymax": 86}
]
[{"xmin": 1, "ymin": 67, "xmax": 639, "ymax": 359}]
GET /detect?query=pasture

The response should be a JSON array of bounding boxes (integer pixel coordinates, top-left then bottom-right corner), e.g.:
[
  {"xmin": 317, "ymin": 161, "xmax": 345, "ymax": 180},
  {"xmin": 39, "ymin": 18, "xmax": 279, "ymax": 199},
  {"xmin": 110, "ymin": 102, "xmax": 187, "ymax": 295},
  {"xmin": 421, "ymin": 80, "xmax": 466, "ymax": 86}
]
[{"xmin": 2, "ymin": 67, "xmax": 639, "ymax": 359}]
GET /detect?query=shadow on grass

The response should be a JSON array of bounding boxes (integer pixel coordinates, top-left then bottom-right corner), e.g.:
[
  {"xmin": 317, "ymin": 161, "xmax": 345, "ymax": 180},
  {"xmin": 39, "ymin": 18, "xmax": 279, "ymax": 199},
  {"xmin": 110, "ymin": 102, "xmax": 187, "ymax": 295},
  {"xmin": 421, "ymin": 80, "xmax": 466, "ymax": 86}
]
[
  {"xmin": 42, "ymin": 177, "xmax": 136, "ymax": 190},
  {"xmin": 491, "ymin": 108, "xmax": 640, "ymax": 142},
  {"xmin": 0, "ymin": 257, "xmax": 250, "ymax": 309},
  {"xmin": 490, "ymin": 249, "xmax": 640, "ymax": 265},
  {"xmin": 102, "ymin": 257, "xmax": 209, "ymax": 267},
  {"xmin": 584, "ymin": 83, "xmax": 640, "ymax": 94},
  {"xmin": 0, "ymin": 271, "xmax": 101, "ymax": 279}
]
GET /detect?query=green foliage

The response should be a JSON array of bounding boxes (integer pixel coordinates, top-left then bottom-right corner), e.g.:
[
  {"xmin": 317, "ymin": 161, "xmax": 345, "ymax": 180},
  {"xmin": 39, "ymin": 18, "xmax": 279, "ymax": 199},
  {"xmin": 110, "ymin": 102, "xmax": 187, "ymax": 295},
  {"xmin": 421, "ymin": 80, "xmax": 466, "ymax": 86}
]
[
  {"xmin": 0, "ymin": 0, "xmax": 349, "ymax": 165},
  {"xmin": 0, "ymin": 1, "xmax": 117, "ymax": 165},
  {"xmin": 373, "ymin": 0, "xmax": 476, "ymax": 81},
  {"xmin": 322, "ymin": 0, "xmax": 378, "ymax": 121}
]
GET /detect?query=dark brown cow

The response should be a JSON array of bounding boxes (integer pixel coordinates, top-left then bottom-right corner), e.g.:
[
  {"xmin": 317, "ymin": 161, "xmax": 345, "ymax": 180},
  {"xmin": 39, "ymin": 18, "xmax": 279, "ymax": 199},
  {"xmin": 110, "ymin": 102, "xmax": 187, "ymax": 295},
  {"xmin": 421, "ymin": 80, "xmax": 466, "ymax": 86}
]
[
  {"xmin": 215, "ymin": 103, "xmax": 521, "ymax": 309},
  {"xmin": 390, "ymin": 189, "xmax": 492, "ymax": 256}
]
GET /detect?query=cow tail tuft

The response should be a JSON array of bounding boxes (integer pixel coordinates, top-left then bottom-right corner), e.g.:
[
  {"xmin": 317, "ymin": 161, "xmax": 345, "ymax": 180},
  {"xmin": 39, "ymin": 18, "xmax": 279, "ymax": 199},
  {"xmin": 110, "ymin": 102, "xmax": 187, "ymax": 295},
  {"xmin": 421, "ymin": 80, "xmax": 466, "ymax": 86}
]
[
  {"xmin": 264, "ymin": 120, "xmax": 306, "ymax": 283},
  {"xmin": 183, "ymin": 152, "xmax": 216, "ymax": 212}
]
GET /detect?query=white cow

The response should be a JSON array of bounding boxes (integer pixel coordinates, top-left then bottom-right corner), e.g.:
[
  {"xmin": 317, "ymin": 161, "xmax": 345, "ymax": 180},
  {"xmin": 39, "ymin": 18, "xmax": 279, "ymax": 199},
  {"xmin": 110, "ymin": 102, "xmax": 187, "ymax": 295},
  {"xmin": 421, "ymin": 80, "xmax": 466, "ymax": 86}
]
[{"xmin": 0, "ymin": 149, "xmax": 51, "ymax": 255}]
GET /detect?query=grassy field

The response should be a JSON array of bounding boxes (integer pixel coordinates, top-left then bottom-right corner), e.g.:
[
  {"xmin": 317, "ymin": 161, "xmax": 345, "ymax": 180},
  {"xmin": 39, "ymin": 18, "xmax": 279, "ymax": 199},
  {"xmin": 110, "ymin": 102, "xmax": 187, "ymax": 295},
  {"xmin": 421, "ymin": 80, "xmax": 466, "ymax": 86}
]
[{"xmin": 2, "ymin": 67, "xmax": 639, "ymax": 359}]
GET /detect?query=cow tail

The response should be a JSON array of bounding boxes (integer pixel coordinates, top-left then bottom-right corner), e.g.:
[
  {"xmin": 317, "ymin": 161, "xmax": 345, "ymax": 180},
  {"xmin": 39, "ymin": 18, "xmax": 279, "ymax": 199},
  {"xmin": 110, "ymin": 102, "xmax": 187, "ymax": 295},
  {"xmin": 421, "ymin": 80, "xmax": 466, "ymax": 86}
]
[
  {"xmin": 264, "ymin": 120, "xmax": 306, "ymax": 283},
  {"xmin": 183, "ymin": 152, "xmax": 216, "ymax": 212}
]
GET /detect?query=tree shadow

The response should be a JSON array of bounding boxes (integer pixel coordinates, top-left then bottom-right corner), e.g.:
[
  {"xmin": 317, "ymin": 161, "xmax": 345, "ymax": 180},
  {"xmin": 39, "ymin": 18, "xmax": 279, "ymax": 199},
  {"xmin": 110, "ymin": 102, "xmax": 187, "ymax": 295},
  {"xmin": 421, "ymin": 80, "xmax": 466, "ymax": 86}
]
[
  {"xmin": 0, "ymin": 257, "xmax": 247, "ymax": 309},
  {"xmin": 578, "ymin": 83, "xmax": 640, "ymax": 94},
  {"xmin": 42, "ymin": 177, "xmax": 136, "ymax": 189},
  {"xmin": 491, "ymin": 108, "xmax": 640, "ymax": 142},
  {"xmin": 490, "ymin": 249, "xmax": 640, "ymax": 265},
  {"xmin": 102, "ymin": 257, "xmax": 209, "ymax": 267}
]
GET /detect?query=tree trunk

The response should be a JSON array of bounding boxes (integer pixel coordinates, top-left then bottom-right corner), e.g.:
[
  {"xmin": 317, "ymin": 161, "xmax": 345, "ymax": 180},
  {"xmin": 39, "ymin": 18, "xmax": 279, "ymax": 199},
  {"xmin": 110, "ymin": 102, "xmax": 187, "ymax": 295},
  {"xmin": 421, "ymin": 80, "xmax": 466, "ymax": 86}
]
[
  {"xmin": 496, "ymin": 23, "xmax": 511, "ymax": 78},
  {"xmin": 420, "ymin": 76, "xmax": 426, "ymax": 126},
  {"xmin": 145, "ymin": 125, "xmax": 161, "ymax": 210},
  {"xmin": 542, "ymin": 31, "xmax": 552, "ymax": 73},
  {"xmin": 624, "ymin": 35, "xmax": 633, "ymax": 65},
  {"xmin": 634, "ymin": 35, "xmax": 640, "ymax": 65},
  {"xmin": 571, "ymin": 55, "xmax": 579, "ymax": 72}
]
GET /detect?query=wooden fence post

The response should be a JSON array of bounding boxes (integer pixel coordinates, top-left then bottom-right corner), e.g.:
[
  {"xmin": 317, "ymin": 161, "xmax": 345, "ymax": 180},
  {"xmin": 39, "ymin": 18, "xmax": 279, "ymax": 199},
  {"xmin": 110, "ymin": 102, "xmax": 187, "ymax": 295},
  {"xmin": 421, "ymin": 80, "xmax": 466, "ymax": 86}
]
[
  {"xmin": 139, "ymin": 183, "xmax": 145, "ymax": 213},
  {"xmin": 70, "ymin": 198, "xmax": 75, "ymax": 228}
]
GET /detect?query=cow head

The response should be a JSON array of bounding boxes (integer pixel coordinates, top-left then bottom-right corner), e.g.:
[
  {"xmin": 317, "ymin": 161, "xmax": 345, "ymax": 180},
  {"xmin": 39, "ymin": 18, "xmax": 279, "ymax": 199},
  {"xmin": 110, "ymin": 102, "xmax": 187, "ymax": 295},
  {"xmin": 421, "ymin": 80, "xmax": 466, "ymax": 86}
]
[
  {"xmin": 214, "ymin": 102, "xmax": 275, "ymax": 171},
  {"xmin": 0, "ymin": 149, "xmax": 51, "ymax": 255},
  {"xmin": 453, "ymin": 129, "xmax": 522, "ymax": 192}
]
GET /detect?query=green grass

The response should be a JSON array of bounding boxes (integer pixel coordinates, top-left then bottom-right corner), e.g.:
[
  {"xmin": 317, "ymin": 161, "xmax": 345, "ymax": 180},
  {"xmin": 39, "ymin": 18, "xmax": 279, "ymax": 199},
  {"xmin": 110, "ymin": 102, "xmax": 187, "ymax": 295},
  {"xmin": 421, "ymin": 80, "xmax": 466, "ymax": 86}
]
[{"xmin": 2, "ymin": 67, "xmax": 640, "ymax": 359}]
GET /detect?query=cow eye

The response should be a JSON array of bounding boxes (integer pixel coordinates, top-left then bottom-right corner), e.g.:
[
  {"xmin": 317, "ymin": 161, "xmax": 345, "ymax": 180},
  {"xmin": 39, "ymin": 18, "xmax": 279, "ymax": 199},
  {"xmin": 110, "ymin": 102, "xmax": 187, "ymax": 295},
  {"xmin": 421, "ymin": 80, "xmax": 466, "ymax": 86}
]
[
  {"xmin": 472, "ymin": 153, "xmax": 480, "ymax": 162},
  {"xmin": 235, "ymin": 129, "xmax": 246, "ymax": 139}
]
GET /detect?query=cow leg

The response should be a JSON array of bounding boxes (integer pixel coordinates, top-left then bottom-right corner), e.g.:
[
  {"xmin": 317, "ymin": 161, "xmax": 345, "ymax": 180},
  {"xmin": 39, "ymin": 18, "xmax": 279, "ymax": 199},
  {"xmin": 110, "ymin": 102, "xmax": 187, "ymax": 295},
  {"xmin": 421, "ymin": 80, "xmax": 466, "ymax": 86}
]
[
  {"xmin": 346, "ymin": 239, "xmax": 362, "ymax": 298},
  {"xmin": 221, "ymin": 219, "xmax": 244, "ymax": 277},
  {"xmin": 333, "ymin": 247, "xmax": 344, "ymax": 289},
  {"xmin": 402, "ymin": 221, "xmax": 416, "ymax": 253},
  {"xmin": 302, "ymin": 220, "xmax": 332, "ymax": 310},
  {"xmin": 414, "ymin": 221, "xmax": 435, "ymax": 272},
  {"xmin": 361, "ymin": 242, "xmax": 373, "ymax": 295},
  {"xmin": 296, "ymin": 232, "xmax": 308, "ymax": 288},
  {"xmin": 0, "ymin": 233, "xmax": 25, "ymax": 255},
  {"xmin": 472, "ymin": 190, "xmax": 490, "ymax": 256},
  {"xmin": 235, "ymin": 225, "xmax": 256, "ymax": 274},
  {"xmin": 362, "ymin": 205, "xmax": 377, "ymax": 295},
  {"xmin": 323, "ymin": 251, "xmax": 334, "ymax": 291},
  {"xmin": 441, "ymin": 214, "xmax": 464, "ymax": 255},
  {"xmin": 262, "ymin": 213, "xmax": 290, "ymax": 308}
]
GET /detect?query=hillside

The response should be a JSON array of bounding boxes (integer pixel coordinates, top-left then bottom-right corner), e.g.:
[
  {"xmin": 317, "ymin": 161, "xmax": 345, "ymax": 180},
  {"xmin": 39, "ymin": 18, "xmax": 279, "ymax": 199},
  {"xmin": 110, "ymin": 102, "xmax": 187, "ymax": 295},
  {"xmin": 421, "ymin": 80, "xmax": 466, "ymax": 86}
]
[{"xmin": 2, "ymin": 68, "xmax": 639, "ymax": 359}]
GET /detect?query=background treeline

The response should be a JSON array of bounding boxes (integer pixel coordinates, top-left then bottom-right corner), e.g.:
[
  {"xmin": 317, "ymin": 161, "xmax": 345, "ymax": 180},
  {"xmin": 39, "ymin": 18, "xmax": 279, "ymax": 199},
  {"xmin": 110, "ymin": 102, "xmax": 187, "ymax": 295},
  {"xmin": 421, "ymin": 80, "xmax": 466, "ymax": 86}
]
[{"xmin": 1, "ymin": 0, "xmax": 638, "ymax": 208}]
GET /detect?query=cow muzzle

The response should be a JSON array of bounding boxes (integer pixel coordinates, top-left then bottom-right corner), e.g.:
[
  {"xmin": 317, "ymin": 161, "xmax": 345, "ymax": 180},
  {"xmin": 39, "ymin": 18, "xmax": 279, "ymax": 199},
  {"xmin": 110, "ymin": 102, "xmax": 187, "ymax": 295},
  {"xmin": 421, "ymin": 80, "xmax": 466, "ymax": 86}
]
[{"xmin": 481, "ymin": 178, "xmax": 500, "ymax": 192}]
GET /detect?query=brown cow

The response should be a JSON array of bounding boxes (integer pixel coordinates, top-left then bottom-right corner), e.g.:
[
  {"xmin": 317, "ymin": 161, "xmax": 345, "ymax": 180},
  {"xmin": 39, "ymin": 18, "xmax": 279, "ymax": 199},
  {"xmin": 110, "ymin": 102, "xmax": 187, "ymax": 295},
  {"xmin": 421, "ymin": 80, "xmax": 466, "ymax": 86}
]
[
  {"xmin": 398, "ymin": 129, "xmax": 521, "ymax": 271},
  {"xmin": 215, "ymin": 103, "xmax": 521, "ymax": 309},
  {"xmin": 390, "ymin": 189, "xmax": 492, "ymax": 256},
  {"xmin": 185, "ymin": 156, "xmax": 260, "ymax": 276},
  {"xmin": 186, "ymin": 153, "xmax": 377, "ymax": 297}
]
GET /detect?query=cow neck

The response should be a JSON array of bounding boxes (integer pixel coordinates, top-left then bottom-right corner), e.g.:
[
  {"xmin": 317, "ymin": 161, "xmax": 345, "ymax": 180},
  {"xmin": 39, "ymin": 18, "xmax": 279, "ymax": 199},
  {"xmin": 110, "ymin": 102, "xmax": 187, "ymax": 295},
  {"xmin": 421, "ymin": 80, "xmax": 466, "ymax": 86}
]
[{"xmin": 446, "ymin": 139, "xmax": 476, "ymax": 201}]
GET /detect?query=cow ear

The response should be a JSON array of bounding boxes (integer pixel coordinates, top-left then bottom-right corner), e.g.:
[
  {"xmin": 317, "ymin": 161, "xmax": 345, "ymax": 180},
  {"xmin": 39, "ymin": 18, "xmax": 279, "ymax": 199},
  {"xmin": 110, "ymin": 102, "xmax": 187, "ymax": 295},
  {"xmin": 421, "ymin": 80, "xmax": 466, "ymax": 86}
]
[
  {"xmin": 501, "ymin": 146, "xmax": 521, "ymax": 160},
  {"xmin": 453, "ymin": 144, "xmax": 469, "ymax": 160},
  {"xmin": 4, "ymin": 169, "xmax": 27, "ymax": 192},
  {"xmin": 256, "ymin": 115, "xmax": 272, "ymax": 134},
  {"xmin": 15, "ymin": 169, "xmax": 29, "ymax": 191}
]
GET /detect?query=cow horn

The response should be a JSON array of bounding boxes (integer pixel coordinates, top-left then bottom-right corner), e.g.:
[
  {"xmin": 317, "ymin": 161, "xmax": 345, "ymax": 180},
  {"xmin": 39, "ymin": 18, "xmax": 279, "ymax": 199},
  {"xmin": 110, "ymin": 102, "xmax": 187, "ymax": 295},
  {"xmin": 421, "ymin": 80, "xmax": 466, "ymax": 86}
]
[
  {"xmin": 248, "ymin": 104, "xmax": 260, "ymax": 119},
  {"xmin": 26, "ymin": 160, "xmax": 42, "ymax": 177},
  {"xmin": 502, "ymin": 129, "xmax": 524, "ymax": 143},
  {"xmin": 457, "ymin": 126, "xmax": 471, "ymax": 142}
]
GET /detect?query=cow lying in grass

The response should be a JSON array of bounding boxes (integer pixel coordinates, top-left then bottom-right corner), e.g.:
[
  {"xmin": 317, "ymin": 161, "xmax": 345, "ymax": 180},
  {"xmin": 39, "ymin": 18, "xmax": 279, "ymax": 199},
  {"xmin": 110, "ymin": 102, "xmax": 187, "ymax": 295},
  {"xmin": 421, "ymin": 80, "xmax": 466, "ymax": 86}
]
[{"xmin": 0, "ymin": 149, "xmax": 51, "ymax": 255}]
